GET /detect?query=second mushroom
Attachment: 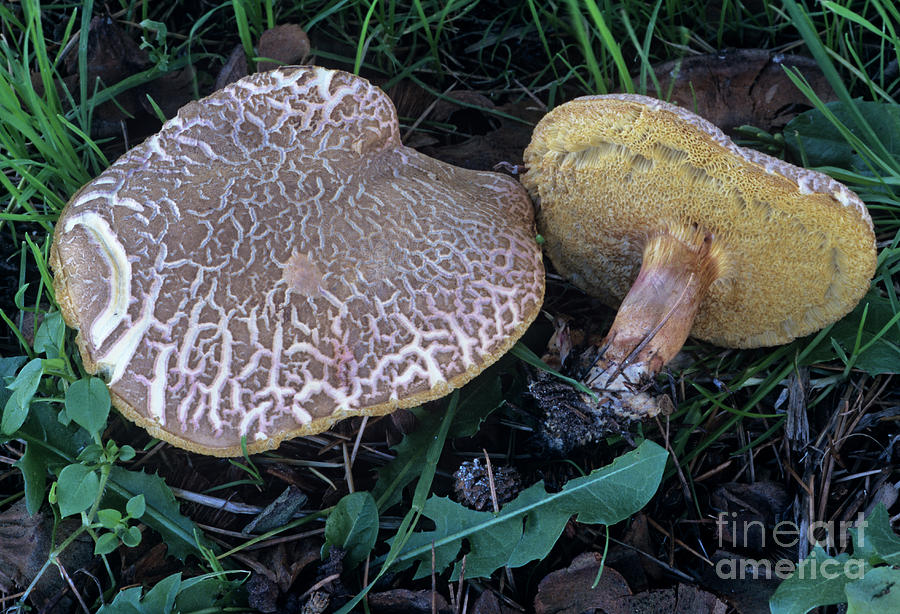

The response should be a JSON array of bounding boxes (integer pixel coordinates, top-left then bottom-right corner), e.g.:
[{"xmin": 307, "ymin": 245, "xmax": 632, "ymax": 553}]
[{"xmin": 522, "ymin": 94, "xmax": 877, "ymax": 421}]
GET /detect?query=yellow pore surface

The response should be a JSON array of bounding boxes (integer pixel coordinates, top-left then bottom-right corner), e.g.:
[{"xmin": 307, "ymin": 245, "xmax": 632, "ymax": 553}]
[{"xmin": 522, "ymin": 95, "xmax": 877, "ymax": 348}]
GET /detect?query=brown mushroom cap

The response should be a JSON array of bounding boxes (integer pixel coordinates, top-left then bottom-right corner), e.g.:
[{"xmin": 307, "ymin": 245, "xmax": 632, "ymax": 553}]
[
  {"xmin": 51, "ymin": 66, "xmax": 544, "ymax": 457},
  {"xmin": 522, "ymin": 94, "xmax": 876, "ymax": 349}
]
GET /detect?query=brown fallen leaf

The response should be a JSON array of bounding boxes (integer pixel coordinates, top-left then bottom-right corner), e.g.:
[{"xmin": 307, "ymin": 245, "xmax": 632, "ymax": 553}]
[
  {"xmin": 0, "ymin": 500, "xmax": 94, "ymax": 612},
  {"xmin": 649, "ymin": 49, "xmax": 835, "ymax": 134},
  {"xmin": 711, "ymin": 482, "xmax": 790, "ymax": 552},
  {"xmin": 699, "ymin": 550, "xmax": 782, "ymax": 614},
  {"xmin": 534, "ymin": 552, "xmax": 632, "ymax": 614},
  {"xmin": 626, "ymin": 584, "xmax": 727, "ymax": 614},
  {"xmin": 423, "ymin": 100, "xmax": 543, "ymax": 171},
  {"xmin": 367, "ymin": 589, "xmax": 452, "ymax": 614},
  {"xmin": 39, "ymin": 15, "xmax": 193, "ymax": 139},
  {"xmin": 215, "ymin": 44, "xmax": 249, "ymax": 91},
  {"xmin": 605, "ymin": 513, "xmax": 659, "ymax": 591},
  {"xmin": 472, "ymin": 590, "xmax": 523, "ymax": 614}
]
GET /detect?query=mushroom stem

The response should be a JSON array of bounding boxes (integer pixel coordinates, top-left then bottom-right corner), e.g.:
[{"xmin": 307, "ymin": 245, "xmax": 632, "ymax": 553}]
[{"xmin": 583, "ymin": 228, "xmax": 720, "ymax": 418}]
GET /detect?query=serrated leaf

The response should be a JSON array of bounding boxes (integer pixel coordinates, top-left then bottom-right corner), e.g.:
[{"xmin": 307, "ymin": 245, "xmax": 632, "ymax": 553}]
[
  {"xmin": 394, "ymin": 440, "xmax": 668, "ymax": 579},
  {"xmin": 861, "ymin": 504, "xmax": 900, "ymax": 566},
  {"xmin": 323, "ymin": 491, "xmax": 378, "ymax": 569},
  {"xmin": 65, "ymin": 377, "xmax": 111, "ymax": 435},
  {"xmin": 2, "ymin": 358, "xmax": 43, "ymax": 434},
  {"xmin": 785, "ymin": 101, "xmax": 900, "ymax": 172},
  {"xmin": 57, "ymin": 464, "xmax": 100, "ymax": 517},
  {"xmin": 801, "ymin": 291, "xmax": 900, "ymax": 376},
  {"xmin": 769, "ymin": 546, "xmax": 863, "ymax": 614},
  {"xmin": 104, "ymin": 467, "xmax": 211, "ymax": 561},
  {"xmin": 372, "ymin": 366, "xmax": 504, "ymax": 511},
  {"xmin": 845, "ymin": 566, "xmax": 900, "ymax": 614}
]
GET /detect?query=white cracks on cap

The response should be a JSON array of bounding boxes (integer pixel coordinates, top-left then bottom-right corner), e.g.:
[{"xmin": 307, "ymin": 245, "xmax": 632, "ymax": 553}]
[
  {"xmin": 96, "ymin": 274, "xmax": 162, "ymax": 384},
  {"xmin": 148, "ymin": 345, "xmax": 176, "ymax": 425},
  {"xmin": 64, "ymin": 212, "xmax": 132, "ymax": 349},
  {"xmin": 51, "ymin": 66, "xmax": 544, "ymax": 456}
]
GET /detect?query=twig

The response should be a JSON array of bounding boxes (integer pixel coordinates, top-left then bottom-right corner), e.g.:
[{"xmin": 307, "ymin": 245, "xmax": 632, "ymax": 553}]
[
  {"xmin": 350, "ymin": 416, "xmax": 369, "ymax": 466},
  {"xmin": 483, "ymin": 449, "xmax": 500, "ymax": 514},
  {"xmin": 646, "ymin": 517, "xmax": 712, "ymax": 566},
  {"xmin": 170, "ymin": 487, "xmax": 261, "ymax": 514},
  {"xmin": 343, "ymin": 443, "xmax": 354, "ymax": 493},
  {"xmin": 297, "ymin": 574, "xmax": 340, "ymax": 602},
  {"xmin": 54, "ymin": 560, "xmax": 90, "ymax": 614},
  {"xmin": 431, "ymin": 541, "xmax": 437, "ymax": 614}
]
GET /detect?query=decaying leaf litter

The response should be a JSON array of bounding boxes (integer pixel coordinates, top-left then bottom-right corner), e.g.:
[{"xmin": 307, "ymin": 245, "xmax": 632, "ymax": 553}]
[{"xmin": 1, "ymin": 2, "xmax": 898, "ymax": 614}]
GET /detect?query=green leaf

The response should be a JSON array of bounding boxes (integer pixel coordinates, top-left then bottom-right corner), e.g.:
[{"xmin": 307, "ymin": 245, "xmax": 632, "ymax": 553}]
[
  {"xmin": 96, "ymin": 586, "xmax": 144, "ymax": 614},
  {"xmin": 0, "ymin": 356, "xmax": 27, "ymax": 410},
  {"xmin": 395, "ymin": 440, "xmax": 668, "ymax": 579},
  {"xmin": 845, "ymin": 566, "xmax": 900, "ymax": 614},
  {"xmin": 65, "ymin": 377, "xmax": 111, "ymax": 435},
  {"xmin": 24, "ymin": 400, "xmax": 93, "ymax": 459},
  {"xmin": 33, "ymin": 311, "xmax": 65, "ymax": 358},
  {"xmin": 2, "ymin": 358, "xmax": 43, "ymax": 434},
  {"xmin": 769, "ymin": 546, "xmax": 864, "ymax": 614},
  {"xmin": 97, "ymin": 508, "xmax": 123, "ymax": 529},
  {"xmin": 323, "ymin": 491, "xmax": 379, "ymax": 569},
  {"xmin": 15, "ymin": 441, "xmax": 48, "ymax": 514},
  {"xmin": 127, "ymin": 494, "xmax": 146, "ymax": 519},
  {"xmin": 95, "ymin": 571, "xmax": 239, "ymax": 614},
  {"xmin": 862, "ymin": 504, "xmax": 900, "ymax": 566},
  {"xmin": 11, "ymin": 401, "xmax": 92, "ymax": 513},
  {"xmin": 94, "ymin": 532, "xmax": 120, "ymax": 556},
  {"xmin": 105, "ymin": 467, "xmax": 211, "ymax": 561},
  {"xmin": 121, "ymin": 525, "xmax": 142, "ymax": 548},
  {"xmin": 175, "ymin": 572, "xmax": 239, "ymax": 612},
  {"xmin": 372, "ymin": 365, "xmax": 505, "ymax": 511},
  {"xmin": 784, "ymin": 100, "xmax": 900, "ymax": 174},
  {"xmin": 57, "ymin": 463, "xmax": 100, "ymax": 517},
  {"xmin": 141, "ymin": 572, "xmax": 181, "ymax": 613},
  {"xmin": 77, "ymin": 443, "xmax": 104, "ymax": 464},
  {"xmin": 801, "ymin": 291, "xmax": 900, "ymax": 376}
]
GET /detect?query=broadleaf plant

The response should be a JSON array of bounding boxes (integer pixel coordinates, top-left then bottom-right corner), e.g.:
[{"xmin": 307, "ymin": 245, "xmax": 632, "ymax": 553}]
[
  {"xmin": 392, "ymin": 440, "xmax": 668, "ymax": 579},
  {"xmin": 770, "ymin": 504, "xmax": 900, "ymax": 614},
  {"xmin": 322, "ymin": 491, "xmax": 379, "ymax": 569}
]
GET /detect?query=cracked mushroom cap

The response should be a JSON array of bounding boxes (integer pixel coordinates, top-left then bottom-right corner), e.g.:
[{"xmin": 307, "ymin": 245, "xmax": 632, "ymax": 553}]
[
  {"xmin": 51, "ymin": 66, "xmax": 544, "ymax": 457},
  {"xmin": 522, "ymin": 94, "xmax": 876, "ymax": 348}
]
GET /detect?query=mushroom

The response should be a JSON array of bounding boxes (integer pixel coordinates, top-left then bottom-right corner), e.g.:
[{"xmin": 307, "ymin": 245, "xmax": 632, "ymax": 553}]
[
  {"xmin": 521, "ymin": 94, "xmax": 876, "ymax": 420},
  {"xmin": 50, "ymin": 66, "xmax": 545, "ymax": 456}
]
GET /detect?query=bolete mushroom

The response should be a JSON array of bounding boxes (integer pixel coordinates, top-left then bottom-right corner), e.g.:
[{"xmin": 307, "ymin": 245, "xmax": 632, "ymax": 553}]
[
  {"xmin": 522, "ymin": 94, "xmax": 876, "ymax": 420},
  {"xmin": 50, "ymin": 66, "xmax": 544, "ymax": 456}
]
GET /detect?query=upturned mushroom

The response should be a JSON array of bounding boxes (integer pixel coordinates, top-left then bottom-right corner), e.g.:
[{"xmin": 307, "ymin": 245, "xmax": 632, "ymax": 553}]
[
  {"xmin": 51, "ymin": 66, "xmax": 544, "ymax": 456},
  {"xmin": 522, "ymin": 94, "xmax": 876, "ymax": 420}
]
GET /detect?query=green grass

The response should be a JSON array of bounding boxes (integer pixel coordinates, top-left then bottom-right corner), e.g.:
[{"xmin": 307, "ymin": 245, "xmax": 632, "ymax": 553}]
[{"xmin": 1, "ymin": 0, "xmax": 898, "ymax": 612}]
